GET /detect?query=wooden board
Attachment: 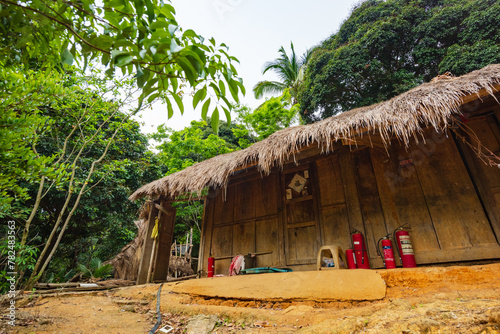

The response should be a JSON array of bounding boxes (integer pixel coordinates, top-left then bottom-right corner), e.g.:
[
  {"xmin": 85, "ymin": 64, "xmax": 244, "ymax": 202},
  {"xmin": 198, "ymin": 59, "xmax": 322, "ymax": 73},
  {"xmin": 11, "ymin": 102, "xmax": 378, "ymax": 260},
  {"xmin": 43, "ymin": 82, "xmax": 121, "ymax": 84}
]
[
  {"xmin": 152, "ymin": 203, "xmax": 176, "ymax": 281},
  {"xmin": 353, "ymin": 149, "xmax": 389, "ymax": 268},
  {"xmin": 255, "ymin": 173, "xmax": 279, "ymax": 217},
  {"xmin": 316, "ymin": 155, "xmax": 345, "ymax": 207},
  {"xmin": 232, "ymin": 221, "xmax": 256, "ymax": 255},
  {"xmin": 286, "ymin": 225, "xmax": 319, "ymax": 265},
  {"xmin": 212, "ymin": 225, "xmax": 233, "ymax": 275},
  {"xmin": 200, "ymin": 191, "xmax": 216, "ymax": 276},
  {"xmin": 321, "ymin": 204, "xmax": 351, "ymax": 252},
  {"xmin": 136, "ymin": 204, "xmax": 159, "ymax": 284},
  {"xmin": 414, "ymin": 128, "xmax": 497, "ymax": 249},
  {"xmin": 286, "ymin": 199, "xmax": 316, "ymax": 225},
  {"xmin": 255, "ymin": 218, "xmax": 279, "ymax": 267},
  {"xmin": 234, "ymin": 180, "xmax": 257, "ymax": 222},
  {"xmin": 457, "ymin": 114, "xmax": 500, "ymax": 240},
  {"xmin": 372, "ymin": 142, "xmax": 441, "ymax": 258},
  {"xmin": 339, "ymin": 151, "xmax": 364, "ymax": 237},
  {"xmin": 415, "ymin": 244, "xmax": 500, "ymax": 264},
  {"xmin": 213, "ymin": 185, "xmax": 236, "ymax": 225}
]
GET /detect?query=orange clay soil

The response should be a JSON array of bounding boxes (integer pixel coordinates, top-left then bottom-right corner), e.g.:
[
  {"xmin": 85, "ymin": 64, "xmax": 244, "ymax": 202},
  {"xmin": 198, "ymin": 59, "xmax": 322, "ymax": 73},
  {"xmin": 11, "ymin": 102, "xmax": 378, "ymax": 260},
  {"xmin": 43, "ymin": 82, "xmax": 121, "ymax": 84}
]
[{"xmin": 3, "ymin": 263, "xmax": 500, "ymax": 333}]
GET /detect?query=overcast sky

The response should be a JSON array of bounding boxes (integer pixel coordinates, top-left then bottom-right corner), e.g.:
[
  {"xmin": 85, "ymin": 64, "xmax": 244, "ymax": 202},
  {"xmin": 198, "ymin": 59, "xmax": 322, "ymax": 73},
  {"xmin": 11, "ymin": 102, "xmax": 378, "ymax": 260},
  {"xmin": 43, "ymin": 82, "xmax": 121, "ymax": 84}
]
[{"xmin": 135, "ymin": 0, "xmax": 361, "ymax": 134}]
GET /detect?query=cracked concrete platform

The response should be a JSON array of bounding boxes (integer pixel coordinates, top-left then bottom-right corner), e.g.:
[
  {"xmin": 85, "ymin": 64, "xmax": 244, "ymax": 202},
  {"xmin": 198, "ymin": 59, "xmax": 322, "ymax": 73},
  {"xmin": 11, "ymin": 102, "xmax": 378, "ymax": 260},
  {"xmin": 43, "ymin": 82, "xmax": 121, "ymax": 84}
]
[{"xmin": 170, "ymin": 269, "xmax": 386, "ymax": 301}]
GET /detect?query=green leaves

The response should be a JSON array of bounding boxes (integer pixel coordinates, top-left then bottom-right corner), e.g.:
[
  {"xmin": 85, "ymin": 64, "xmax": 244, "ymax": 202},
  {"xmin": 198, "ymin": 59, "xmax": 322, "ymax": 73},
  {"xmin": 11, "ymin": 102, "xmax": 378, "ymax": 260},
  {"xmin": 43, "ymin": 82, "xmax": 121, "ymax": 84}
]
[
  {"xmin": 172, "ymin": 93, "xmax": 184, "ymax": 115},
  {"xmin": 192, "ymin": 87, "xmax": 206, "ymax": 109},
  {"xmin": 61, "ymin": 49, "xmax": 74, "ymax": 66},
  {"xmin": 211, "ymin": 108, "xmax": 220, "ymax": 134},
  {"xmin": 0, "ymin": 69, "xmax": 70, "ymax": 219},
  {"xmin": 0, "ymin": 0, "xmax": 244, "ymax": 132},
  {"xmin": 111, "ymin": 50, "xmax": 134, "ymax": 67},
  {"xmin": 298, "ymin": 0, "xmax": 500, "ymax": 123},
  {"xmin": 201, "ymin": 98, "xmax": 211, "ymax": 122},
  {"xmin": 235, "ymin": 91, "xmax": 300, "ymax": 141},
  {"xmin": 166, "ymin": 97, "xmax": 174, "ymax": 119}
]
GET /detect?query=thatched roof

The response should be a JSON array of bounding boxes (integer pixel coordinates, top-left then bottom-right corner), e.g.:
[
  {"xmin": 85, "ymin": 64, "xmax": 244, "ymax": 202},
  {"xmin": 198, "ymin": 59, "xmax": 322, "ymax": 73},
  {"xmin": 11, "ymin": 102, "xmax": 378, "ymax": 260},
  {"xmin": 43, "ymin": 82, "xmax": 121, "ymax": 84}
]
[{"xmin": 130, "ymin": 64, "xmax": 500, "ymax": 201}]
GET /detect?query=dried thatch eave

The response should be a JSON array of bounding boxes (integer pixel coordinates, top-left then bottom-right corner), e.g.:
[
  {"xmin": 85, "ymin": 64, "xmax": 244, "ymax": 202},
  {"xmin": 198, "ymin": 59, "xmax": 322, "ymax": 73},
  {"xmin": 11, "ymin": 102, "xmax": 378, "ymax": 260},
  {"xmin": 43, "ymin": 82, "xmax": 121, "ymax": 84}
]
[{"xmin": 129, "ymin": 64, "xmax": 500, "ymax": 201}]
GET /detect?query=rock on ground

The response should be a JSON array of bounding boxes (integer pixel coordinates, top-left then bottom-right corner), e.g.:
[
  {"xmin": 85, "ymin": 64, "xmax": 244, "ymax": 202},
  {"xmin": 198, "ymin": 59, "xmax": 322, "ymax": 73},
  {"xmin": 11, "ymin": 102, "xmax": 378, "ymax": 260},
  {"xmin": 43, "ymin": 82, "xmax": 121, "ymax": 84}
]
[{"xmin": 185, "ymin": 314, "xmax": 218, "ymax": 334}]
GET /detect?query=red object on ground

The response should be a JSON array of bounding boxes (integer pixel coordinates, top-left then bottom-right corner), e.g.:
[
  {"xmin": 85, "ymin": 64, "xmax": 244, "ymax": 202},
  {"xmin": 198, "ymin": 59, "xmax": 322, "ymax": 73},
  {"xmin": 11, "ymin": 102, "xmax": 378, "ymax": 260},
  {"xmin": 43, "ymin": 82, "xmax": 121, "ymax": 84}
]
[
  {"xmin": 395, "ymin": 230, "xmax": 417, "ymax": 268},
  {"xmin": 381, "ymin": 238, "xmax": 397, "ymax": 269},
  {"xmin": 352, "ymin": 232, "xmax": 370, "ymax": 269},
  {"xmin": 346, "ymin": 249, "xmax": 357, "ymax": 269},
  {"xmin": 208, "ymin": 256, "xmax": 215, "ymax": 277}
]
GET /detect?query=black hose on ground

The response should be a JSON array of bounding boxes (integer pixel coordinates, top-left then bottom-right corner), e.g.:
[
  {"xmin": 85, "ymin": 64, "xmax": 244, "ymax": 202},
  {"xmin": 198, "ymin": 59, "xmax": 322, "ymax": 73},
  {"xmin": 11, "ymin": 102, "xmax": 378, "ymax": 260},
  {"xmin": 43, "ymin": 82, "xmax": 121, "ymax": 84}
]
[{"xmin": 148, "ymin": 284, "xmax": 163, "ymax": 334}]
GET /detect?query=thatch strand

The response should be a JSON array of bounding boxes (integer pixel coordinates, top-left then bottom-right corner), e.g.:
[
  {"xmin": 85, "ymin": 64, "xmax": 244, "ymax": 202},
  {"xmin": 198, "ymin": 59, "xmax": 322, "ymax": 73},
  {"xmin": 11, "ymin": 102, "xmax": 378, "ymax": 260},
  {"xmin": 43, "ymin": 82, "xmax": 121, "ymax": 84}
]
[{"xmin": 129, "ymin": 64, "xmax": 500, "ymax": 201}]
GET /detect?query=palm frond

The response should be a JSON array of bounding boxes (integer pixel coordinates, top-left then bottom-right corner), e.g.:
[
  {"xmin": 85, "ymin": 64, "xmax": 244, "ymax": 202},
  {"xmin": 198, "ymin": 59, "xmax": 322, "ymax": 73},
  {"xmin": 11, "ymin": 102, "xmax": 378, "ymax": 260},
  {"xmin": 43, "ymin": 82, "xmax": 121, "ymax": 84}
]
[
  {"xmin": 93, "ymin": 264, "xmax": 113, "ymax": 278},
  {"xmin": 77, "ymin": 263, "xmax": 92, "ymax": 278},
  {"xmin": 253, "ymin": 81, "xmax": 286, "ymax": 99},
  {"xmin": 300, "ymin": 47, "xmax": 314, "ymax": 67},
  {"xmin": 261, "ymin": 42, "xmax": 302, "ymax": 87}
]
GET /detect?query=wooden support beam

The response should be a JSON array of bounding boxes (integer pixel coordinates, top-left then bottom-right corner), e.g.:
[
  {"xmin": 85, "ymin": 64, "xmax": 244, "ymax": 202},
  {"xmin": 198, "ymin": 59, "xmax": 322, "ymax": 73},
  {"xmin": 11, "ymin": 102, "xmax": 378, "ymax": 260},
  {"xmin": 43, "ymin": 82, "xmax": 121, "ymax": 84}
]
[
  {"xmin": 153, "ymin": 274, "xmax": 198, "ymax": 284},
  {"xmin": 214, "ymin": 251, "xmax": 273, "ymax": 260},
  {"xmin": 152, "ymin": 202, "xmax": 176, "ymax": 282},
  {"xmin": 136, "ymin": 203, "xmax": 159, "ymax": 285},
  {"xmin": 200, "ymin": 190, "xmax": 216, "ymax": 277},
  {"xmin": 459, "ymin": 84, "xmax": 500, "ymax": 105},
  {"xmin": 154, "ymin": 203, "xmax": 170, "ymax": 215}
]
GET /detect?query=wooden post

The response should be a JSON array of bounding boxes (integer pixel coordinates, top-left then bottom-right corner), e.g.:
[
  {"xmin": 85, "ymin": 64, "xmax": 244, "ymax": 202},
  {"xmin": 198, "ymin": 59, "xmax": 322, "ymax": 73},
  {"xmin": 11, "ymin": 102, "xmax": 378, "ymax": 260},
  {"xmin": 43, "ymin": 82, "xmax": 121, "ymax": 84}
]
[
  {"xmin": 136, "ymin": 203, "xmax": 159, "ymax": 285},
  {"xmin": 146, "ymin": 212, "xmax": 160, "ymax": 283},
  {"xmin": 199, "ymin": 192, "xmax": 215, "ymax": 277},
  {"xmin": 188, "ymin": 227, "xmax": 193, "ymax": 261},
  {"xmin": 152, "ymin": 202, "xmax": 176, "ymax": 282}
]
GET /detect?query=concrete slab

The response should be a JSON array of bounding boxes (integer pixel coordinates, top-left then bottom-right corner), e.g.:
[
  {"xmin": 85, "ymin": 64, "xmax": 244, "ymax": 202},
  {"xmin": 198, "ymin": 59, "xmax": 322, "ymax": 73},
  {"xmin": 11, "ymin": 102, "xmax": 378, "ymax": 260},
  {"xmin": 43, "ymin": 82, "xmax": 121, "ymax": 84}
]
[{"xmin": 170, "ymin": 270, "xmax": 386, "ymax": 301}]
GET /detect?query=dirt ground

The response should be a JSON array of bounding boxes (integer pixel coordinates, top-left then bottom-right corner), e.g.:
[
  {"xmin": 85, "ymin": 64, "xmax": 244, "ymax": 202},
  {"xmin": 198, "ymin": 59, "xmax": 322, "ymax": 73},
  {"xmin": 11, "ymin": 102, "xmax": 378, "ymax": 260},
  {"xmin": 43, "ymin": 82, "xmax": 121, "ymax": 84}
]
[{"xmin": 2, "ymin": 263, "xmax": 500, "ymax": 333}]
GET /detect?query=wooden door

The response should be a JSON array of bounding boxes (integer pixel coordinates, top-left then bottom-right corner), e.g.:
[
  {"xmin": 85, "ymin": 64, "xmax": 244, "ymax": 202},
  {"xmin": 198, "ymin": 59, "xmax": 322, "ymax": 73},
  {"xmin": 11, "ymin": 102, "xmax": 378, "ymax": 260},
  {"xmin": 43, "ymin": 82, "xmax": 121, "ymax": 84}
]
[{"xmin": 283, "ymin": 165, "xmax": 321, "ymax": 265}]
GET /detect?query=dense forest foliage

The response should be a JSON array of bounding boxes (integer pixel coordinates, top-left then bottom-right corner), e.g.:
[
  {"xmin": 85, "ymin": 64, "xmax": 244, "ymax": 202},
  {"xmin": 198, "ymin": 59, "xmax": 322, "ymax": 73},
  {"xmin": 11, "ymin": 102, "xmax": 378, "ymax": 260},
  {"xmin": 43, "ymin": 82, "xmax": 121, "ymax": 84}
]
[
  {"xmin": 0, "ymin": 68, "xmax": 294, "ymax": 289},
  {"xmin": 299, "ymin": 0, "xmax": 500, "ymax": 122},
  {"xmin": 0, "ymin": 0, "xmax": 247, "ymax": 289}
]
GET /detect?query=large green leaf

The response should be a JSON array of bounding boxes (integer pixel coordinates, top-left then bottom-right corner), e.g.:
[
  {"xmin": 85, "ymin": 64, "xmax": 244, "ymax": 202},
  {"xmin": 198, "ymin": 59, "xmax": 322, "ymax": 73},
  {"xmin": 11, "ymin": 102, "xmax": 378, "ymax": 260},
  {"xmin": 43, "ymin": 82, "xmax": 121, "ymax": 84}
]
[
  {"xmin": 114, "ymin": 54, "xmax": 133, "ymax": 67},
  {"xmin": 166, "ymin": 97, "xmax": 174, "ymax": 119},
  {"xmin": 201, "ymin": 98, "xmax": 211, "ymax": 121},
  {"xmin": 61, "ymin": 49, "xmax": 73, "ymax": 65},
  {"xmin": 192, "ymin": 87, "xmax": 206, "ymax": 109},
  {"xmin": 211, "ymin": 107, "xmax": 220, "ymax": 134},
  {"xmin": 172, "ymin": 93, "xmax": 184, "ymax": 115}
]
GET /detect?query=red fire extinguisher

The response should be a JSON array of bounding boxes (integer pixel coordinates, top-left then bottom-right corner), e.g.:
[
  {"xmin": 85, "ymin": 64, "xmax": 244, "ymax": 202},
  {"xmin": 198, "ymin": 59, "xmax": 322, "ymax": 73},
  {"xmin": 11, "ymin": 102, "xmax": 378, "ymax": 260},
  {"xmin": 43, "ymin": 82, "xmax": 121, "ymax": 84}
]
[
  {"xmin": 346, "ymin": 249, "xmax": 357, "ymax": 269},
  {"xmin": 207, "ymin": 254, "xmax": 215, "ymax": 277},
  {"xmin": 394, "ymin": 225, "xmax": 417, "ymax": 268},
  {"xmin": 377, "ymin": 236, "xmax": 396, "ymax": 269},
  {"xmin": 351, "ymin": 230, "xmax": 370, "ymax": 269}
]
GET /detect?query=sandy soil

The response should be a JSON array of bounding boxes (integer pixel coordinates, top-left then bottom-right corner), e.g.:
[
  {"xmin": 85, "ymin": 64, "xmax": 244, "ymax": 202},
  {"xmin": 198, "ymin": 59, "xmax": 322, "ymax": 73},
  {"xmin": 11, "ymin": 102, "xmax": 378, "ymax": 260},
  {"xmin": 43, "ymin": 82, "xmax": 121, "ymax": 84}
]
[
  {"xmin": 2, "ymin": 263, "xmax": 500, "ymax": 333},
  {"xmin": 2, "ymin": 293, "xmax": 151, "ymax": 334}
]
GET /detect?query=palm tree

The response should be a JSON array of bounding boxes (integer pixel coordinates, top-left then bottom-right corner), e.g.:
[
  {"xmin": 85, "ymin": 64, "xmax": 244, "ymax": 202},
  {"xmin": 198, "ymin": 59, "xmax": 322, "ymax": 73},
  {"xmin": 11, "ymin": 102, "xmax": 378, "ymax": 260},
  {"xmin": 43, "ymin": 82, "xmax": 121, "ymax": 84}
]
[{"xmin": 253, "ymin": 42, "xmax": 311, "ymax": 104}]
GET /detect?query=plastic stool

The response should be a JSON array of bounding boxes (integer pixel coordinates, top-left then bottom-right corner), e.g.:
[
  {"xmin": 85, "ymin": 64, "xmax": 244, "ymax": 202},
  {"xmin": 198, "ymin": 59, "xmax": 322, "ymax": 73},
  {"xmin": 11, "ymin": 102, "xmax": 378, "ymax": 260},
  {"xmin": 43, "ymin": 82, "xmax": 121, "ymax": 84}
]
[{"xmin": 317, "ymin": 245, "xmax": 347, "ymax": 270}]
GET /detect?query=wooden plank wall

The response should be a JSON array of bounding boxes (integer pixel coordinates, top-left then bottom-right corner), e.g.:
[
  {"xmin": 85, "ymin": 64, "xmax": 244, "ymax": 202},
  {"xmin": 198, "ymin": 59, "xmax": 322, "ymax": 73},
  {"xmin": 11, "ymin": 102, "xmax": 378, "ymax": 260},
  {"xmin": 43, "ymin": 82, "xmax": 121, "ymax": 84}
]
[
  {"xmin": 315, "ymin": 126, "xmax": 500, "ymax": 268},
  {"xmin": 202, "ymin": 172, "xmax": 281, "ymax": 275},
  {"xmin": 455, "ymin": 102, "xmax": 500, "ymax": 242},
  {"xmin": 316, "ymin": 155, "xmax": 352, "ymax": 254},
  {"xmin": 201, "ymin": 106, "xmax": 500, "ymax": 273}
]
